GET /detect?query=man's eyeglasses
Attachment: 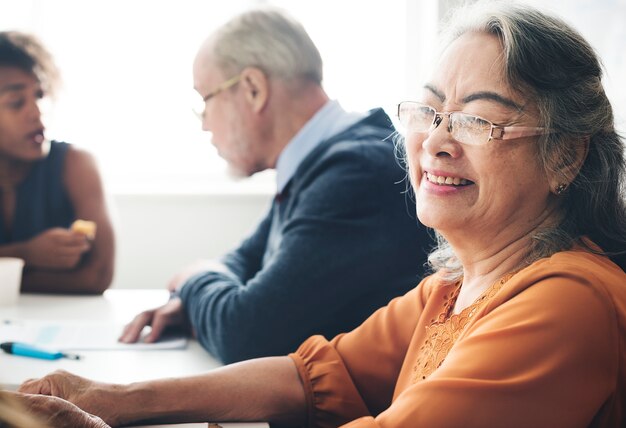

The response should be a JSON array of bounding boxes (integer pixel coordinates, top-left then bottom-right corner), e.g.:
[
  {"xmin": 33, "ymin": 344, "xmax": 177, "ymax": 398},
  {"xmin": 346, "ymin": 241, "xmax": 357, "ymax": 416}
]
[
  {"xmin": 193, "ymin": 74, "xmax": 241, "ymax": 119},
  {"xmin": 397, "ymin": 101, "xmax": 547, "ymax": 146}
]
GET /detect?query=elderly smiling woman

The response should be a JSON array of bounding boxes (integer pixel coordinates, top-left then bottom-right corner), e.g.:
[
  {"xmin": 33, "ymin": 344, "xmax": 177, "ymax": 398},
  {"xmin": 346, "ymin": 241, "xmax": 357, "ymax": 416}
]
[{"xmin": 17, "ymin": 2, "xmax": 626, "ymax": 427}]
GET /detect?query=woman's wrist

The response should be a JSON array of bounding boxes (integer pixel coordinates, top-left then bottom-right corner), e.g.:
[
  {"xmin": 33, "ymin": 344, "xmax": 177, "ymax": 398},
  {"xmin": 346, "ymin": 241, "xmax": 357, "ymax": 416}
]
[{"xmin": 103, "ymin": 382, "xmax": 152, "ymax": 426}]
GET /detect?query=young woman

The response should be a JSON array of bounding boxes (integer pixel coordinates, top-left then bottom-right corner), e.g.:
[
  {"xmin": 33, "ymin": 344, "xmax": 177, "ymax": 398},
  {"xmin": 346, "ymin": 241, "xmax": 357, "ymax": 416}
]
[{"xmin": 0, "ymin": 32, "xmax": 114, "ymax": 293}]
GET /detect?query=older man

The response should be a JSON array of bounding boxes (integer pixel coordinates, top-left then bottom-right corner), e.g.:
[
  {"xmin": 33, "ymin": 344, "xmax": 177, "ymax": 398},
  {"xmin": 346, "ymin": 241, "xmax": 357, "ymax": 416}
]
[{"xmin": 120, "ymin": 7, "xmax": 433, "ymax": 363}]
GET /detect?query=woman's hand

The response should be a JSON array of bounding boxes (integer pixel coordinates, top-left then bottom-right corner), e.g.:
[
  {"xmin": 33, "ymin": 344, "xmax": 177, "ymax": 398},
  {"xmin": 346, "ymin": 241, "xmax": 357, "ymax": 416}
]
[
  {"xmin": 12, "ymin": 391, "xmax": 110, "ymax": 428},
  {"xmin": 18, "ymin": 370, "xmax": 119, "ymax": 426},
  {"xmin": 23, "ymin": 228, "xmax": 91, "ymax": 269}
]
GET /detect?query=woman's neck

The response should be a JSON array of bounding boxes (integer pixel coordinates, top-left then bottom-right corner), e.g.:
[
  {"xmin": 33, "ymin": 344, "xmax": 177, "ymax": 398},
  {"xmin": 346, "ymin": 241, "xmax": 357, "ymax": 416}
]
[
  {"xmin": 448, "ymin": 207, "xmax": 561, "ymax": 314},
  {"xmin": 451, "ymin": 235, "xmax": 530, "ymax": 314}
]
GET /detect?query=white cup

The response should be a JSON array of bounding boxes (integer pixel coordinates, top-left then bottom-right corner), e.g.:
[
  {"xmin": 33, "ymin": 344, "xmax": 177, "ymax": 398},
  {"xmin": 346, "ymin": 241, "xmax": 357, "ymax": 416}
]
[{"xmin": 0, "ymin": 258, "xmax": 24, "ymax": 307}]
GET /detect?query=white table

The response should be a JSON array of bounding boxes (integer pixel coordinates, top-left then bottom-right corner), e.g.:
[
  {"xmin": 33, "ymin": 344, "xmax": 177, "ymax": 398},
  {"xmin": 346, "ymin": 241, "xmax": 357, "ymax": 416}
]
[{"xmin": 0, "ymin": 289, "xmax": 267, "ymax": 428}]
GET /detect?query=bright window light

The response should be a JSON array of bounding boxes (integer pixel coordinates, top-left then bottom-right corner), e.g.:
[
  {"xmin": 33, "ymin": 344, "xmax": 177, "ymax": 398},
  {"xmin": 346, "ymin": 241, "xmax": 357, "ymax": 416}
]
[{"xmin": 0, "ymin": 0, "xmax": 423, "ymax": 194}]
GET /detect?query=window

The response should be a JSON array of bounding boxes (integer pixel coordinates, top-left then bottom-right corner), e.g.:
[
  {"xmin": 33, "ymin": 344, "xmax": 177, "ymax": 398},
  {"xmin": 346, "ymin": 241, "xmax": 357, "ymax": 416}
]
[{"xmin": 1, "ymin": 0, "xmax": 433, "ymax": 194}]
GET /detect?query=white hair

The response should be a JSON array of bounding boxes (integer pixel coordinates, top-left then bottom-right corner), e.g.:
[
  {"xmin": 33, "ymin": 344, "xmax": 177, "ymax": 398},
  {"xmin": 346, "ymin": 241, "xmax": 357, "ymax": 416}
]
[{"xmin": 210, "ymin": 7, "xmax": 323, "ymax": 84}]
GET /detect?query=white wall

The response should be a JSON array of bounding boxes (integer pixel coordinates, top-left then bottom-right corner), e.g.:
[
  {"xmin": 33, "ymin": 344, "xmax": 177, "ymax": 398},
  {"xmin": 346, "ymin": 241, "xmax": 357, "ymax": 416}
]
[{"xmin": 109, "ymin": 193, "xmax": 273, "ymax": 289}]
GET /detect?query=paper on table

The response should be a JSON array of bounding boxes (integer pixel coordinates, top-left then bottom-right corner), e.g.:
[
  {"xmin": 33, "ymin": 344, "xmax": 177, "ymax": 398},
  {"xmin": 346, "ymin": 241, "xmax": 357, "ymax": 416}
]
[{"xmin": 0, "ymin": 320, "xmax": 187, "ymax": 351}]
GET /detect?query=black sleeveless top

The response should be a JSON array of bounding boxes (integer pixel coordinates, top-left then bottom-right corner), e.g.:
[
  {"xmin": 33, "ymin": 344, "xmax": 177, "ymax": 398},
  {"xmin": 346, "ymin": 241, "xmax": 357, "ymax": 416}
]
[{"xmin": 0, "ymin": 141, "xmax": 75, "ymax": 243}]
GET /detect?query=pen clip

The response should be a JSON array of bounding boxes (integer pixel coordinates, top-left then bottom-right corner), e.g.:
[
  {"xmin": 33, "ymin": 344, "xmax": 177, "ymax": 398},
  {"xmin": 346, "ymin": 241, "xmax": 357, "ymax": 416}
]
[{"xmin": 62, "ymin": 352, "xmax": 82, "ymax": 360}]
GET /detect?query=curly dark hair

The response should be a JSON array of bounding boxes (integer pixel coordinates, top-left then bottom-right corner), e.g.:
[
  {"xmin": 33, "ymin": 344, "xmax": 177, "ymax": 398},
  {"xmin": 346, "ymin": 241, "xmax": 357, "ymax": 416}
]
[{"xmin": 0, "ymin": 31, "xmax": 60, "ymax": 97}]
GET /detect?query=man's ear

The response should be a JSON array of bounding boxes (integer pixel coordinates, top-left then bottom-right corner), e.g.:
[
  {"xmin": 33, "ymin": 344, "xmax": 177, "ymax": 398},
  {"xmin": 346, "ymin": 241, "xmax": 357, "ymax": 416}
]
[
  {"xmin": 549, "ymin": 136, "xmax": 590, "ymax": 193},
  {"xmin": 240, "ymin": 67, "xmax": 269, "ymax": 113}
]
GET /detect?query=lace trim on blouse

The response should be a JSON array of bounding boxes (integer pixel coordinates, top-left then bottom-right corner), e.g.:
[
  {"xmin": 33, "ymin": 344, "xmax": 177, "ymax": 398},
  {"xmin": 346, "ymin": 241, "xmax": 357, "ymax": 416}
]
[{"xmin": 411, "ymin": 273, "xmax": 515, "ymax": 383}]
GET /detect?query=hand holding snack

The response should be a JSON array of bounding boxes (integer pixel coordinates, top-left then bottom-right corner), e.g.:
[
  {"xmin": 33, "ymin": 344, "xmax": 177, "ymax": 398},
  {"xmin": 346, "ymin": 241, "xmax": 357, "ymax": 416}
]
[{"xmin": 71, "ymin": 219, "xmax": 97, "ymax": 240}]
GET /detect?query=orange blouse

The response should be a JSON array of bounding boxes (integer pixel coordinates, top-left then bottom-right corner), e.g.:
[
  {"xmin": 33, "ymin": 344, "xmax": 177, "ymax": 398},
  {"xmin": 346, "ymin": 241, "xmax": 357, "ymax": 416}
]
[{"xmin": 289, "ymin": 248, "xmax": 626, "ymax": 427}]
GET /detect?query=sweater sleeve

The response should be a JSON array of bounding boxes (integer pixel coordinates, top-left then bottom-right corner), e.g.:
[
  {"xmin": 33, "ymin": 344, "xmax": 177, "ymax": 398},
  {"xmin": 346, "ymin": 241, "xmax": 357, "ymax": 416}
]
[
  {"xmin": 289, "ymin": 284, "xmax": 429, "ymax": 427},
  {"xmin": 219, "ymin": 210, "xmax": 273, "ymax": 283},
  {"xmin": 180, "ymin": 142, "xmax": 426, "ymax": 364}
]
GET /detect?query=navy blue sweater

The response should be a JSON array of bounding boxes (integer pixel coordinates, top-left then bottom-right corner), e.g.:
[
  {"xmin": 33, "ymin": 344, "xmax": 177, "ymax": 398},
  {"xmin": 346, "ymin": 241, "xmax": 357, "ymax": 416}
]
[{"xmin": 180, "ymin": 108, "xmax": 433, "ymax": 363}]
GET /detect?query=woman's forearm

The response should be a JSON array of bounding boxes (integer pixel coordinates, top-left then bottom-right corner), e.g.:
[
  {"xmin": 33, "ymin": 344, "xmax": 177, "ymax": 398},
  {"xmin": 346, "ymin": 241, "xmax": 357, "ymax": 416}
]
[
  {"xmin": 0, "ymin": 242, "xmax": 26, "ymax": 259},
  {"xmin": 21, "ymin": 259, "xmax": 113, "ymax": 294},
  {"xmin": 92, "ymin": 356, "xmax": 307, "ymax": 426}
]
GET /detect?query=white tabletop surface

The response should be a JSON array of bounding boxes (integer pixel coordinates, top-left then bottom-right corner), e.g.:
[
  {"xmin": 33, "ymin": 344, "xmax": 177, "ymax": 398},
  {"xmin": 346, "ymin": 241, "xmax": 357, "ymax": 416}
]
[{"xmin": 0, "ymin": 289, "xmax": 267, "ymax": 428}]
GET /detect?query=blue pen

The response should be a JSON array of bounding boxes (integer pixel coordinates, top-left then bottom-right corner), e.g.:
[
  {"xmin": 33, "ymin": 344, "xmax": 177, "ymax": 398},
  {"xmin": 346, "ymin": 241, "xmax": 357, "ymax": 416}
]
[{"xmin": 0, "ymin": 342, "xmax": 81, "ymax": 360}]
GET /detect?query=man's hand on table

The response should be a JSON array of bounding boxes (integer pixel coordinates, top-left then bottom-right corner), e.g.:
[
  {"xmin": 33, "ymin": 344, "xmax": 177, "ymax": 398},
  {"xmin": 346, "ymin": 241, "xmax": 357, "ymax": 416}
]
[{"xmin": 118, "ymin": 297, "xmax": 191, "ymax": 344}]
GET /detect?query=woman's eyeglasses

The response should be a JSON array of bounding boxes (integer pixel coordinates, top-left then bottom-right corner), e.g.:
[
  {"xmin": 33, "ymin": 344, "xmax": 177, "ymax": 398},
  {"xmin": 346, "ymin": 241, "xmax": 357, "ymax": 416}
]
[{"xmin": 397, "ymin": 101, "xmax": 547, "ymax": 146}]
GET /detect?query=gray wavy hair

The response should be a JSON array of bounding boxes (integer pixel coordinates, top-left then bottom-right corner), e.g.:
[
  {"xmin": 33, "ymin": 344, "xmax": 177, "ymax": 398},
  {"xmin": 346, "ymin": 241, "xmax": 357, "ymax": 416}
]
[
  {"xmin": 415, "ymin": 1, "xmax": 626, "ymax": 280},
  {"xmin": 210, "ymin": 7, "xmax": 323, "ymax": 84},
  {"xmin": 0, "ymin": 31, "xmax": 60, "ymax": 98}
]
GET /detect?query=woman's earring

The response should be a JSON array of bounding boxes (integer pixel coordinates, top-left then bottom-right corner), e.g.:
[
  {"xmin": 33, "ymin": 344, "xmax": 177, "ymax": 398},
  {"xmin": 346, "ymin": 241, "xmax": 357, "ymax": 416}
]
[{"xmin": 555, "ymin": 183, "xmax": 568, "ymax": 195}]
